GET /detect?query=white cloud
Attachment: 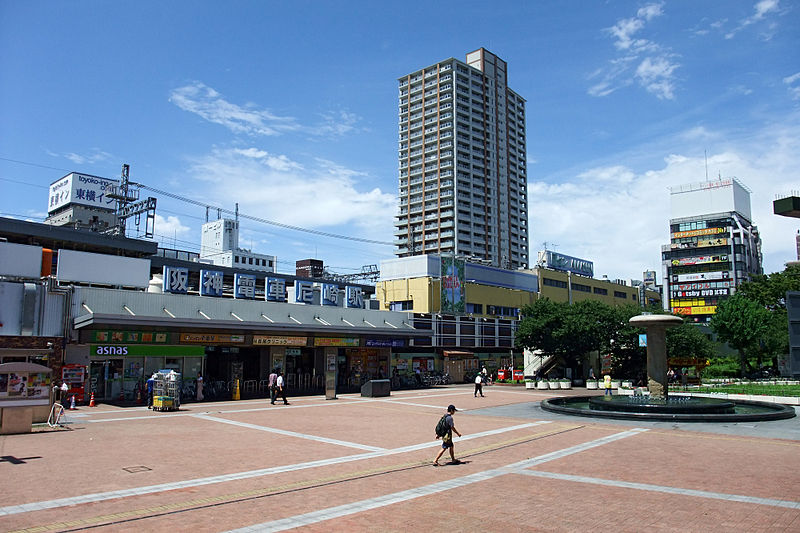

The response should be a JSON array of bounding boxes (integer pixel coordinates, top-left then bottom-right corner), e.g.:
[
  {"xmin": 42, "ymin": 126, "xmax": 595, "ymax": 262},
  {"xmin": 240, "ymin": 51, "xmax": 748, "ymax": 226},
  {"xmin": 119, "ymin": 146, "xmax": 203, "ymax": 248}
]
[
  {"xmin": 725, "ymin": 0, "xmax": 783, "ymax": 39},
  {"xmin": 169, "ymin": 81, "xmax": 362, "ymax": 138},
  {"xmin": 170, "ymin": 81, "xmax": 298, "ymax": 136},
  {"xmin": 635, "ymin": 56, "xmax": 680, "ymax": 100},
  {"xmin": 183, "ymin": 147, "xmax": 395, "ymax": 240},
  {"xmin": 591, "ymin": 3, "xmax": 679, "ymax": 100},
  {"xmin": 153, "ymin": 214, "xmax": 191, "ymax": 245},
  {"xmin": 48, "ymin": 148, "xmax": 112, "ymax": 165},
  {"xmin": 784, "ymin": 72, "xmax": 800, "ymax": 100},
  {"xmin": 528, "ymin": 117, "xmax": 800, "ymax": 282}
]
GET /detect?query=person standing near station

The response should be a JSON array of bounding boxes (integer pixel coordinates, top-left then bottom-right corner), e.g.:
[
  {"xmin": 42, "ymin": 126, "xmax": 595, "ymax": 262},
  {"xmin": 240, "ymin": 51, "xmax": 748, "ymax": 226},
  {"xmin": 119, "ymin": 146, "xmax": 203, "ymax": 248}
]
[
  {"xmin": 434, "ymin": 405, "xmax": 462, "ymax": 466},
  {"xmin": 276, "ymin": 370, "xmax": 289, "ymax": 405},
  {"xmin": 474, "ymin": 373, "xmax": 484, "ymax": 397},
  {"xmin": 196, "ymin": 373, "xmax": 204, "ymax": 402},
  {"xmin": 146, "ymin": 373, "xmax": 156, "ymax": 409},
  {"xmin": 268, "ymin": 368, "xmax": 278, "ymax": 405},
  {"xmin": 603, "ymin": 373, "xmax": 612, "ymax": 396}
]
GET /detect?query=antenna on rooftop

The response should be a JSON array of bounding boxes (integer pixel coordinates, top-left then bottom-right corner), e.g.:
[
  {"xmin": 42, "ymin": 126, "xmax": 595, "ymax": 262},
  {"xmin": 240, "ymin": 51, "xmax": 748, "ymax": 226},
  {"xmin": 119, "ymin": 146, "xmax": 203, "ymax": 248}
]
[{"xmin": 704, "ymin": 150, "xmax": 708, "ymax": 181}]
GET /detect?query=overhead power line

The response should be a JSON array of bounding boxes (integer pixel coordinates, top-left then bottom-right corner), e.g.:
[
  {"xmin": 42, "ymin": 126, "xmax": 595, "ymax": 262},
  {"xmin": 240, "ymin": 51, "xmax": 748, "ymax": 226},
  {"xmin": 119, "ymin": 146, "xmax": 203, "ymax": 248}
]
[
  {"xmin": 136, "ymin": 183, "xmax": 394, "ymax": 246},
  {"xmin": 0, "ymin": 156, "xmax": 394, "ymax": 247}
]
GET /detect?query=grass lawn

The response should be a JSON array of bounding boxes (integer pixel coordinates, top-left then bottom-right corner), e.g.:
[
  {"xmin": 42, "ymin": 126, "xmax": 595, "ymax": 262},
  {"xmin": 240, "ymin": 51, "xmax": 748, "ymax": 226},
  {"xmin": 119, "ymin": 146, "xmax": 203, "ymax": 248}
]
[{"xmin": 673, "ymin": 384, "xmax": 800, "ymax": 397}]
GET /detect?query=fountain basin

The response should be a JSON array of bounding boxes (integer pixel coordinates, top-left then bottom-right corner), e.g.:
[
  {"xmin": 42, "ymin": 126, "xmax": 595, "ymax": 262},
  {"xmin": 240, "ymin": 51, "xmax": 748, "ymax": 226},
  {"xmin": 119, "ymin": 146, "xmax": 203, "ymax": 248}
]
[
  {"xmin": 542, "ymin": 395, "xmax": 795, "ymax": 422},
  {"xmin": 588, "ymin": 395, "xmax": 735, "ymax": 415}
]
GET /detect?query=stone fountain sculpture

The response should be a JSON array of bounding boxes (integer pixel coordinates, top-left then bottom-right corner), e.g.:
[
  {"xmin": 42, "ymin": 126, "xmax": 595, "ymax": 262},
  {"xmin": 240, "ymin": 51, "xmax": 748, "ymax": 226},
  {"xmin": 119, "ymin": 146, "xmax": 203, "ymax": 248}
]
[{"xmin": 628, "ymin": 314, "xmax": 684, "ymax": 399}]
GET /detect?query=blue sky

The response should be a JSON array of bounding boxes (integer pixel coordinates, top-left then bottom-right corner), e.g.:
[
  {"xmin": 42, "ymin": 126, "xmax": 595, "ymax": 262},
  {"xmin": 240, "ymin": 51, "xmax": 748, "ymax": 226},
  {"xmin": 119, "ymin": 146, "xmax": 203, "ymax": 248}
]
[{"xmin": 1, "ymin": 1, "xmax": 798, "ymax": 281}]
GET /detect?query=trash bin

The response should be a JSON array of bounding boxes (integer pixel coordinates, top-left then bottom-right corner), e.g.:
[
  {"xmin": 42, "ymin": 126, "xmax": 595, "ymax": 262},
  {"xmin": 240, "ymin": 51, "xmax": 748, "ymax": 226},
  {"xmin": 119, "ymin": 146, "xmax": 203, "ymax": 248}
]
[{"xmin": 361, "ymin": 379, "xmax": 390, "ymax": 398}]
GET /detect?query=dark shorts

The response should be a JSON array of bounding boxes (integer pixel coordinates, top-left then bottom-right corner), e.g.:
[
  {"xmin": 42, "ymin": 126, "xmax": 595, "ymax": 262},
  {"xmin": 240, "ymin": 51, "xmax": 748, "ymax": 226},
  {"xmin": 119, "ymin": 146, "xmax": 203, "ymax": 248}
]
[{"xmin": 441, "ymin": 435, "xmax": 453, "ymax": 449}]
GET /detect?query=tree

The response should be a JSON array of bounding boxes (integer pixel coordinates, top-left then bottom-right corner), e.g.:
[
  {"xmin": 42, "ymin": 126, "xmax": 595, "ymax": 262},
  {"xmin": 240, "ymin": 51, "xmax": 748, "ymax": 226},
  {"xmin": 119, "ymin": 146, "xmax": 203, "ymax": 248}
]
[
  {"xmin": 736, "ymin": 264, "xmax": 800, "ymax": 310},
  {"xmin": 710, "ymin": 294, "xmax": 775, "ymax": 376},
  {"xmin": 666, "ymin": 319, "xmax": 715, "ymax": 364},
  {"xmin": 516, "ymin": 298, "xmax": 568, "ymax": 362}
]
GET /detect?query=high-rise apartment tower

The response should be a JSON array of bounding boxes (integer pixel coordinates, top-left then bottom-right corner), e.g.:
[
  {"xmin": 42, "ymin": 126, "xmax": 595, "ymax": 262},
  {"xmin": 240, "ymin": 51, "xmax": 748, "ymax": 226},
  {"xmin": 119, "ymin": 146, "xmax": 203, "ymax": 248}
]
[{"xmin": 395, "ymin": 48, "xmax": 528, "ymax": 269}]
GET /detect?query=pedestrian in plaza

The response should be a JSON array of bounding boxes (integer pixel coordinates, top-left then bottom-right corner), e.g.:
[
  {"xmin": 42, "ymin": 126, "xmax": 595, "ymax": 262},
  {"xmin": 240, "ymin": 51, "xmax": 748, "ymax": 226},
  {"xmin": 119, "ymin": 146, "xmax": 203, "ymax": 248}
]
[
  {"xmin": 433, "ymin": 404, "xmax": 462, "ymax": 466},
  {"xmin": 196, "ymin": 373, "xmax": 204, "ymax": 402},
  {"xmin": 268, "ymin": 368, "xmax": 278, "ymax": 404},
  {"xmin": 146, "ymin": 373, "xmax": 156, "ymax": 409},
  {"xmin": 588, "ymin": 367, "xmax": 596, "ymax": 380},
  {"xmin": 681, "ymin": 366, "xmax": 689, "ymax": 389},
  {"xmin": 474, "ymin": 373, "xmax": 484, "ymax": 397},
  {"xmin": 276, "ymin": 370, "xmax": 289, "ymax": 405},
  {"xmin": 603, "ymin": 373, "xmax": 612, "ymax": 396},
  {"xmin": 60, "ymin": 381, "xmax": 69, "ymax": 402}
]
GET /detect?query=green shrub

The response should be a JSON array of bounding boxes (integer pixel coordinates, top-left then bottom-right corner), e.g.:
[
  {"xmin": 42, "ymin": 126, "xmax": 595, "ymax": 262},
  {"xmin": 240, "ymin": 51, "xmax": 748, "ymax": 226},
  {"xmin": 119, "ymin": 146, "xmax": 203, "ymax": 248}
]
[{"xmin": 702, "ymin": 357, "xmax": 740, "ymax": 378}]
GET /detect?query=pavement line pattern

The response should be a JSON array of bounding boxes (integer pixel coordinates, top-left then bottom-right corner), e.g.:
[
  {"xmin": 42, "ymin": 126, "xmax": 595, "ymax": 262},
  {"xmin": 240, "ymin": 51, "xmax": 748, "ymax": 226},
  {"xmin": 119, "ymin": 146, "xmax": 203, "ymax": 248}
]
[
  {"xmin": 0, "ymin": 422, "xmax": 547, "ymax": 517},
  {"xmin": 191, "ymin": 414, "xmax": 387, "ymax": 451},
  {"xmin": 10, "ymin": 424, "xmax": 575, "ymax": 533},
  {"xmin": 515, "ymin": 470, "xmax": 800, "ymax": 509},
  {"xmin": 225, "ymin": 428, "xmax": 647, "ymax": 533}
]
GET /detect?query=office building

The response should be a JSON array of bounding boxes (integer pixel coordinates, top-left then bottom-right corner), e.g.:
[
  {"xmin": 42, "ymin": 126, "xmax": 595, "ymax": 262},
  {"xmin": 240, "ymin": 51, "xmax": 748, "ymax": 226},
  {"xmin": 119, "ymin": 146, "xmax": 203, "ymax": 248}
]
[
  {"xmin": 662, "ymin": 177, "xmax": 763, "ymax": 322},
  {"xmin": 200, "ymin": 218, "xmax": 276, "ymax": 273},
  {"xmin": 395, "ymin": 48, "xmax": 528, "ymax": 269}
]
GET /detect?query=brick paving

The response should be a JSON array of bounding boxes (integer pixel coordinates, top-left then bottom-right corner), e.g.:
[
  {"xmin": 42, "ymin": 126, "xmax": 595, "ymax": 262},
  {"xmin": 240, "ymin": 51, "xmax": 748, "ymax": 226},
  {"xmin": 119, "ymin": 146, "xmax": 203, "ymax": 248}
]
[{"xmin": 1, "ymin": 384, "xmax": 798, "ymax": 532}]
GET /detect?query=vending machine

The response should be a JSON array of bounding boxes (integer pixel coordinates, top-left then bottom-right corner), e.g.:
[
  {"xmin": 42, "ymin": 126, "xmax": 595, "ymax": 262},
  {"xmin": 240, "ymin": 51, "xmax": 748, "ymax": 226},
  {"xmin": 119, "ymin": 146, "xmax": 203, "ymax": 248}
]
[{"xmin": 61, "ymin": 364, "xmax": 87, "ymax": 403}]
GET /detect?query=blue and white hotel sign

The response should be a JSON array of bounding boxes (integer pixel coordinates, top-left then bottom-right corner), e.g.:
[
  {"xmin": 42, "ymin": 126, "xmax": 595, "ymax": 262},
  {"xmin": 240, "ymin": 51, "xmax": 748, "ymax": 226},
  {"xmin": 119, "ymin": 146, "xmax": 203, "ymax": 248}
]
[
  {"xmin": 295, "ymin": 280, "xmax": 314, "ymax": 304},
  {"xmin": 162, "ymin": 266, "xmax": 188, "ymax": 294},
  {"xmin": 234, "ymin": 273, "xmax": 256, "ymax": 299},
  {"xmin": 200, "ymin": 270, "xmax": 224, "ymax": 297},
  {"xmin": 345, "ymin": 286, "xmax": 364, "ymax": 309},
  {"xmin": 322, "ymin": 284, "xmax": 339, "ymax": 306},
  {"xmin": 266, "ymin": 277, "xmax": 287, "ymax": 302}
]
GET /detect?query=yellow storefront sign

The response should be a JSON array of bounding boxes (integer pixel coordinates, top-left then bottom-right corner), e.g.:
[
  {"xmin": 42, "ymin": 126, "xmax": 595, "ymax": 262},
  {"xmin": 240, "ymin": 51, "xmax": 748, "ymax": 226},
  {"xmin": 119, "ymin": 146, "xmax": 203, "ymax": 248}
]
[
  {"xmin": 180, "ymin": 333, "xmax": 245, "ymax": 344},
  {"xmin": 252, "ymin": 335, "xmax": 307, "ymax": 346},
  {"xmin": 671, "ymin": 227, "xmax": 725, "ymax": 239}
]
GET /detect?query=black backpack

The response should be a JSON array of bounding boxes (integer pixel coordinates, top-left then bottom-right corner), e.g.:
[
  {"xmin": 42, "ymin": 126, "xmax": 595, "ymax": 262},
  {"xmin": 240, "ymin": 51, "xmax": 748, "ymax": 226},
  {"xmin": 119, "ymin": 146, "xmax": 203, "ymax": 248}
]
[{"xmin": 435, "ymin": 414, "xmax": 450, "ymax": 438}]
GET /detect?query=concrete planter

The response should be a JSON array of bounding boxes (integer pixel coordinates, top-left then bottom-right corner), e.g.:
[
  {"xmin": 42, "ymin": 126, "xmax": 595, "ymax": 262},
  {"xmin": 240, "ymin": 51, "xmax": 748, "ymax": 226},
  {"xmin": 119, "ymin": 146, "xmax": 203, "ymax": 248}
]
[
  {"xmin": 548, "ymin": 381, "xmax": 560, "ymax": 389},
  {"xmin": 621, "ymin": 380, "xmax": 633, "ymax": 388},
  {"xmin": 559, "ymin": 381, "xmax": 572, "ymax": 389},
  {"xmin": 610, "ymin": 380, "xmax": 621, "ymax": 389},
  {"xmin": 537, "ymin": 381, "xmax": 549, "ymax": 390},
  {"xmin": 586, "ymin": 381, "xmax": 599, "ymax": 390},
  {"xmin": 525, "ymin": 381, "xmax": 537, "ymax": 389}
]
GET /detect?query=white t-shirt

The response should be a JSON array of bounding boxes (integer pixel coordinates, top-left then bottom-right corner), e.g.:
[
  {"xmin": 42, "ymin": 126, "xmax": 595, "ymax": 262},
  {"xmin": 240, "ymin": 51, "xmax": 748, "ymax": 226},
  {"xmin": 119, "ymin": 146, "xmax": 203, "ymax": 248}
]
[
  {"xmin": 475, "ymin": 374, "xmax": 482, "ymax": 384},
  {"xmin": 276, "ymin": 375, "xmax": 284, "ymax": 388}
]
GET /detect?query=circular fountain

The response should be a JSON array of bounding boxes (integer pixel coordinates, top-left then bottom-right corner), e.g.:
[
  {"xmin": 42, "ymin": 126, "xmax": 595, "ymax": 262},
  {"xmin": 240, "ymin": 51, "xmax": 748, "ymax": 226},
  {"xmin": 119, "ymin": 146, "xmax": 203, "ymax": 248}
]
[{"xmin": 541, "ymin": 314, "xmax": 796, "ymax": 422}]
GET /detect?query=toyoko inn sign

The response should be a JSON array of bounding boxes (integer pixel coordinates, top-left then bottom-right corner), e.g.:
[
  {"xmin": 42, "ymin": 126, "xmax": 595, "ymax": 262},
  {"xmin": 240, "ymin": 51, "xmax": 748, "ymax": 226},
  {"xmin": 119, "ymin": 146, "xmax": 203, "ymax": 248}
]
[{"xmin": 48, "ymin": 173, "xmax": 117, "ymax": 213}]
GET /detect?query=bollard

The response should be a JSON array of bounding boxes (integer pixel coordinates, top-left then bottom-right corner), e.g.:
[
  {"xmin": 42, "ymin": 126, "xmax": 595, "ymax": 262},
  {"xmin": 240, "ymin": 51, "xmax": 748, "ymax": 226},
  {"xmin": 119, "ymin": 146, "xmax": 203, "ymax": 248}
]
[{"xmin": 232, "ymin": 379, "xmax": 241, "ymax": 401}]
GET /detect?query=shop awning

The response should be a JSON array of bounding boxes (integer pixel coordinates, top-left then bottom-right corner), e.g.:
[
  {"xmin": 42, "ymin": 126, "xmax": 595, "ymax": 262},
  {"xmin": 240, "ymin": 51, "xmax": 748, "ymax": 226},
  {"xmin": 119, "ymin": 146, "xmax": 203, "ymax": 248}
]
[{"xmin": 443, "ymin": 351, "xmax": 474, "ymax": 357}]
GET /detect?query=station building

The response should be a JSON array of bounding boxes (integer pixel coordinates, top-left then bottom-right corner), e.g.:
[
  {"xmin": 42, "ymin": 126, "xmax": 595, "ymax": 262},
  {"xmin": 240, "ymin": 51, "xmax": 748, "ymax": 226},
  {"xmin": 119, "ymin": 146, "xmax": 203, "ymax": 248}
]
[{"xmin": 0, "ymin": 217, "xmax": 422, "ymax": 403}]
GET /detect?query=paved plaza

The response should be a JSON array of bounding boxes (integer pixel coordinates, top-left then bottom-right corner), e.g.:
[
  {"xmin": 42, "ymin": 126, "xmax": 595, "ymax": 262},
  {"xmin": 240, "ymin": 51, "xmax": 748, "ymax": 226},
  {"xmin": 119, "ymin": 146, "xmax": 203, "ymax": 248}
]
[{"xmin": 1, "ymin": 384, "xmax": 799, "ymax": 532}]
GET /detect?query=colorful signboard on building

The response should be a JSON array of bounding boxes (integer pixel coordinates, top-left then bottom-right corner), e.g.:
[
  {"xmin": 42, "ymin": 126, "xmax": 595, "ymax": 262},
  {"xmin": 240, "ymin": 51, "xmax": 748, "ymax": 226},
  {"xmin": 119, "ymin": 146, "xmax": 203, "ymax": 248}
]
[
  {"xmin": 671, "ymin": 227, "xmax": 725, "ymax": 239},
  {"xmin": 93, "ymin": 331, "xmax": 169, "ymax": 344},
  {"xmin": 48, "ymin": 173, "xmax": 117, "ymax": 213},
  {"xmin": 313, "ymin": 337, "xmax": 359, "ymax": 347},
  {"xmin": 200, "ymin": 270, "xmax": 224, "ymax": 297},
  {"xmin": 180, "ymin": 333, "xmax": 245, "ymax": 344},
  {"xmin": 440, "ymin": 255, "xmax": 466, "ymax": 314},
  {"xmin": 671, "ymin": 255, "xmax": 728, "ymax": 266},
  {"xmin": 538, "ymin": 250, "xmax": 594, "ymax": 277},
  {"xmin": 252, "ymin": 336, "xmax": 307, "ymax": 346}
]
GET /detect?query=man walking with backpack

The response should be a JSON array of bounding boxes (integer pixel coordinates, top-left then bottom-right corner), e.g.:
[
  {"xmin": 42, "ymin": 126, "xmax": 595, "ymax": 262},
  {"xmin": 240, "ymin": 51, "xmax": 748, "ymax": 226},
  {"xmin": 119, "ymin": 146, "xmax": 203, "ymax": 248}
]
[{"xmin": 433, "ymin": 404, "xmax": 462, "ymax": 466}]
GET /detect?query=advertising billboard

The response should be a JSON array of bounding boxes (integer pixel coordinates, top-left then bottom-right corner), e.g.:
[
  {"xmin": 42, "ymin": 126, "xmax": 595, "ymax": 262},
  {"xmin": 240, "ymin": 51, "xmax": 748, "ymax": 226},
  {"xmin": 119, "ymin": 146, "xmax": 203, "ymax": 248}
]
[
  {"xmin": 48, "ymin": 173, "xmax": 117, "ymax": 214},
  {"xmin": 538, "ymin": 250, "xmax": 593, "ymax": 278},
  {"xmin": 440, "ymin": 255, "xmax": 465, "ymax": 314}
]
